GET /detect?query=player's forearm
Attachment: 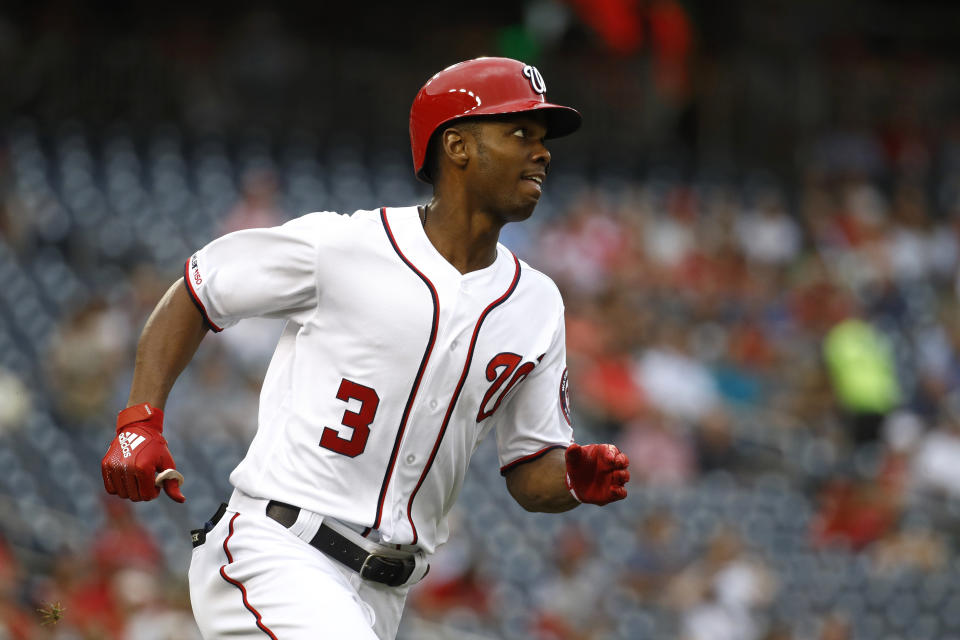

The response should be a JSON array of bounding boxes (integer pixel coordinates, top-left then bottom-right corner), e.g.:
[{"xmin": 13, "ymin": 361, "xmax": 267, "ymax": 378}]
[
  {"xmin": 127, "ymin": 281, "xmax": 209, "ymax": 410},
  {"xmin": 504, "ymin": 448, "xmax": 580, "ymax": 513}
]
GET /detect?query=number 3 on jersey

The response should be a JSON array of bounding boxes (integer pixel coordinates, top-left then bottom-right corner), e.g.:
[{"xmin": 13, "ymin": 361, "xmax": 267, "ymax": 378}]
[{"xmin": 319, "ymin": 379, "xmax": 380, "ymax": 457}]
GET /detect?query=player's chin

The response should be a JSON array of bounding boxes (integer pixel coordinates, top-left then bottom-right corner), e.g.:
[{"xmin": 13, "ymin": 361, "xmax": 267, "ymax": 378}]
[
  {"xmin": 507, "ymin": 197, "xmax": 538, "ymax": 221},
  {"xmin": 502, "ymin": 206, "xmax": 536, "ymax": 224}
]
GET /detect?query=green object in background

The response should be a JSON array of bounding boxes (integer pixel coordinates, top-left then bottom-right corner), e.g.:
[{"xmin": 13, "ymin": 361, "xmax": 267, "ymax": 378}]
[
  {"xmin": 497, "ymin": 24, "xmax": 540, "ymax": 63},
  {"xmin": 823, "ymin": 318, "xmax": 901, "ymax": 414}
]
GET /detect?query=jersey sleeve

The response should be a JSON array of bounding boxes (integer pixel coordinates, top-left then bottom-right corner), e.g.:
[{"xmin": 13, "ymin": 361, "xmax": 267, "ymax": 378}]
[
  {"xmin": 184, "ymin": 212, "xmax": 342, "ymax": 331},
  {"xmin": 495, "ymin": 304, "xmax": 574, "ymax": 475}
]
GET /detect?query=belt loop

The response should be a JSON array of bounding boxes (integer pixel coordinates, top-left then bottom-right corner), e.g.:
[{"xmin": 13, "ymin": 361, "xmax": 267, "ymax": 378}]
[{"xmin": 288, "ymin": 506, "xmax": 323, "ymax": 543}]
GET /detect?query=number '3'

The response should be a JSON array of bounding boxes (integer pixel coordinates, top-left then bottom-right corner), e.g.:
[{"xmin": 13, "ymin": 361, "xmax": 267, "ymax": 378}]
[{"xmin": 319, "ymin": 379, "xmax": 379, "ymax": 458}]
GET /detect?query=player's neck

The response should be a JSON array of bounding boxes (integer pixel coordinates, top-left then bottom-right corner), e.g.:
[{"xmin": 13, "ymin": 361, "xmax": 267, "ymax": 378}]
[{"xmin": 420, "ymin": 199, "xmax": 501, "ymax": 275}]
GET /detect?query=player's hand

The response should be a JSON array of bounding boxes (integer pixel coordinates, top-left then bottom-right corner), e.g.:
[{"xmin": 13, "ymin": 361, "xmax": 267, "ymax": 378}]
[
  {"xmin": 564, "ymin": 443, "xmax": 630, "ymax": 506},
  {"xmin": 101, "ymin": 403, "xmax": 186, "ymax": 503}
]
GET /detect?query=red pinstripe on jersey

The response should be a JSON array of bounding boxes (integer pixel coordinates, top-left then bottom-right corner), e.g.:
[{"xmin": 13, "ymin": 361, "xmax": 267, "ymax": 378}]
[
  {"xmin": 406, "ymin": 252, "xmax": 522, "ymax": 544},
  {"xmin": 366, "ymin": 207, "xmax": 440, "ymax": 535},
  {"xmin": 218, "ymin": 514, "xmax": 279, "ymax": 640}
]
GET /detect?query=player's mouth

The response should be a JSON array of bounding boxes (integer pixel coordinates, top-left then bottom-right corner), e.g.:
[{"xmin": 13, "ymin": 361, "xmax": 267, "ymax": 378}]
[{"xmin": 521, "ymin": 173, "xmax": 545, "ymax": 196}]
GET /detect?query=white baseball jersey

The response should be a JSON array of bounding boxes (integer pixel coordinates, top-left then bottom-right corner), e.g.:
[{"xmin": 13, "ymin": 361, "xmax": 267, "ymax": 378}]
[{"xmin": 184, "ymin": 206, "xmax": 573, "ymax": 553}]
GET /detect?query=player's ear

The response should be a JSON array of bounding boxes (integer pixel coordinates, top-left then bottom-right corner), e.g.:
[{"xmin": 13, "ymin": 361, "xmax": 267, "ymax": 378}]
[{"xmin": 440, "ymin": 126, "xmax": 472, "ymax": 171}]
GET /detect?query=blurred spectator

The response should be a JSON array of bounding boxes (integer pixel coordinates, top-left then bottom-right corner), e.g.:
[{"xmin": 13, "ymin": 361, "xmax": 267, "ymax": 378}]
[
  {"xmin": 734, "ymin": 189, "xmax": 802, "ymax": 267},
  {"xmin": 117, "ymin": 568, "xmax": 202, "ymax": 640},
  {"xmin": 166, "ymin": 341, "xmax": 262, "ymax": 441},
  {"xmin": 680, "ymin": 595, "xmax": 758, "ymax": 640},
  {"xmin": 623, "ymin": 510, "xmax": 688, "ymax": 599},
  {"xmin": 50, "ymin": 548, "xmax": 125, "ymax": 639},
  {"xmin": 575, "ymin": 350, "xmax": 647, "ymax": 425},
  {"xmin": 0, "ymin": 367, "xmax": 31, "ymax": 436},
  {"xmin": 810, "ymin": 476, "xmax": 899, "ymax": 551},
  {"xmin": 218, "ymin": 167, "xmax": 286, "ymax": 235},
  {"xmin": 818, "ymin": 613, "xmax": 852, "ymax": 640},
  {"xmin": 216, "ymin": 316, "xmax": 285, "ymax": 383},
  {"xmin": 886, "ymin": 181, "xmax": 934, "ymax": 284},
  {"xmin": 633, "ymin": 323, "xmax": 721, "ymax": 423},
  {"xmin": 92, "ymin": 498, "xmax": 163, "ymax": 575},
  {"xmin": 27, "ymin": 500, "xmax": 193, "ymax": 640},
  {"xmin": 46, "ymin": 298, "xmax": 132, "ymax": 422},
  {"xmin": 408, "ymin": 515, "xmax": 491, "ymax": 623},
  {"xmin": 910, "ymin": 318, "xmax": 959, "ymax": 423},
  {"xmin": 710, "ymin": 319, "xmax": 776, "ymax": 409},
  {"xmin": 531, "ymin": 524, "xmax": 610, "ymax": 639},
  {"xmin": 0, "ymin": 539, "xmax": 34, "ymax": 640},
  {"xmin": 693, "ymin": 409, "xmax": 747, "ymax": 475},
  {"xmin": 822, "ymin": 315, "xmax": 902, "ymax": 447},
  {"xmin": 760, "ymin": 624, "xmax": 794, "ymax": 640},
  {"xmin": 669, "ymin": 528, "xmax": 777, "ymax": 640},
  {"xmin": 870, "ymin": 524, "xmax": 947, "ymax": 576},
  {"xmin": 533, "ymin": 193, "xmax": 626, "ymax": 295},
  {"xmin": 408, "ymin": 553, "xmax": 491, "ymax": 623},
  {"xmin": 620, "ymin": 411, "xmax": 696, "ymax": 486},
  {"xmin": 566, "ymin": 290, "xmax": 647, "ymax": 427},
  {"xmin": 910, "ymin": 397, "xmax": 960, "ymax": 499}
]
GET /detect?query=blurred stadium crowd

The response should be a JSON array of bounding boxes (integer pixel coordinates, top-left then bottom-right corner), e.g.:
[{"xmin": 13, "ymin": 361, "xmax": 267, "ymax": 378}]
[{"xmin": 2, "ymin": 1, "xmax": 960, "ymax": 640}]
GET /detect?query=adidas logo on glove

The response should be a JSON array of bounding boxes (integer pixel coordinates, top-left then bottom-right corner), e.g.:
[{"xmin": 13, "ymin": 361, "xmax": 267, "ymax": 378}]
[{"xmin": 118, "ymin": 431, "xmax": 146, "ymax": 458}]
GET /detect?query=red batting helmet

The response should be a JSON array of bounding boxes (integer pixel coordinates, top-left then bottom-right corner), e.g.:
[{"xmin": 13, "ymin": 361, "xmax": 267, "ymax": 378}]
[{"xmin": 409, "ymin": 57, "xmax": 582, "ymax": 182}]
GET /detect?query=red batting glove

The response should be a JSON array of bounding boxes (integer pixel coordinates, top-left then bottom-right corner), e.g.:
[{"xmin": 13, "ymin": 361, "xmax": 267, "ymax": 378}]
[
  {"xmin": 101, "ymin": 403, "xmax": 186, "ymax": 503},
  {"xmin": 564, "ymin": 443, "xmax": 630, "ymax": 506}
]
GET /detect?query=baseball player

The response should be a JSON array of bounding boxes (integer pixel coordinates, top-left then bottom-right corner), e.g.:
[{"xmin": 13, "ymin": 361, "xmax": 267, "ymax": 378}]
[{"xmin": 101, "ymin": 57, "xmax": 630, "ymax": 639}]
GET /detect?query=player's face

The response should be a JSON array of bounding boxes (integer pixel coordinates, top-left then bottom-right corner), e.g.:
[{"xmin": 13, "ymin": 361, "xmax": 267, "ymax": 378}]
[{"xmin": 466, "ymin": 113, "xmax": 552, "ymax": 222}]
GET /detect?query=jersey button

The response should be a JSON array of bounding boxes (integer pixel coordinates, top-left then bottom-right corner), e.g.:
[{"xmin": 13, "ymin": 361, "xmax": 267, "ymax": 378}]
[
  {"xmin": 429, "ymin": 399, "xmax": 438, "ymax": 409},
  {"xmin": 405, "ymin": 454, "xmax": 416, "ymax": 464},
  {"xmin": 450, "ymin": 341, "xmax": 459, "ymax": 350}
]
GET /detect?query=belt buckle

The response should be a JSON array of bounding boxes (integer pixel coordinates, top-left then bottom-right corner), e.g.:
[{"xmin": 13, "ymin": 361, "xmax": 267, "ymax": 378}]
[{"xmin": 359, "ymin": 553, "xmax": 412, "ymax": 587}]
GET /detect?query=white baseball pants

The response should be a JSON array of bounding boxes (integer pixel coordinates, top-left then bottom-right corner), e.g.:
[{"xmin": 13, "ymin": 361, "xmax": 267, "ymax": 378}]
[{"xmin": 188, "ymin": 493, "xmax": 409, "ymax": 640}]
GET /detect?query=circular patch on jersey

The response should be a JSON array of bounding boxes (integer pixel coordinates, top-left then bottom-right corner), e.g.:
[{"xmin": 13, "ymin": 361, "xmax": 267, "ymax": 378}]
[{"xmin": 559, "ymin": 368, "xmax": 572, "ymax": 426}]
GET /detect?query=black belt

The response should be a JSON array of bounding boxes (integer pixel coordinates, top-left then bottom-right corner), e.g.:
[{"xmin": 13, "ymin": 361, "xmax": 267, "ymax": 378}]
[{"xmin": 265, "ymin": 500, "xmax": 416, "ymax": 588}]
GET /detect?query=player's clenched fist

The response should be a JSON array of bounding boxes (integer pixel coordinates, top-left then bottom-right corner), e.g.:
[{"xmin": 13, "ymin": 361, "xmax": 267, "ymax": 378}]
[
  {"xmin": 101, "ymin": 403, "xmax": 186, "ymax": 503},
  {"xmin": 564, "ymin": 443, "xmax": 630, "ymax": 506}
]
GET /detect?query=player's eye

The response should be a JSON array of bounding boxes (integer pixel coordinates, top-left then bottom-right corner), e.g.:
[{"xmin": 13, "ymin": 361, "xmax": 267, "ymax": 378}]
[{"xmin": 513, "ymin": 128, "xmax": 526, "ymax": 138}]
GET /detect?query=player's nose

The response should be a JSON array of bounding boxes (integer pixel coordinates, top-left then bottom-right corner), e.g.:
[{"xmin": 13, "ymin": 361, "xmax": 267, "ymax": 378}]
[{"xmin": 532, "ymin": 142, "xmax": 551, "ymax": 169}]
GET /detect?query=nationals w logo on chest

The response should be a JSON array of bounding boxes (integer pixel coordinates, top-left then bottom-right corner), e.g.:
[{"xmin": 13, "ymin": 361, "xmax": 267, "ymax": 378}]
[{"xmin": 477, "ymin": 352, "xmax": 545, "ymax": 422}]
